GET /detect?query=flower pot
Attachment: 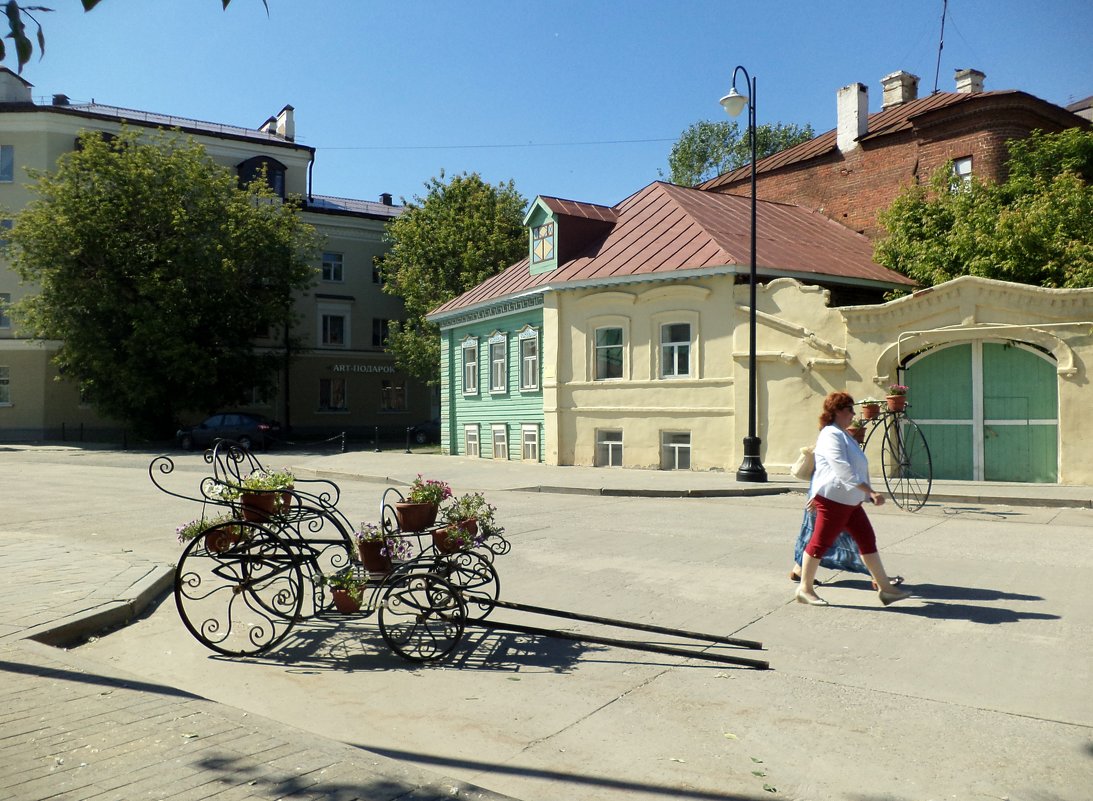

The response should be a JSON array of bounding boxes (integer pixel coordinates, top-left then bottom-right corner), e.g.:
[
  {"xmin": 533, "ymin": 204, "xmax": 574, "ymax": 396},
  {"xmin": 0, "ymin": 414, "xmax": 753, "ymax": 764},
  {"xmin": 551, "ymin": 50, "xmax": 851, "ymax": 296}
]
[
  {"xmin": 279, "ymin": 485, "xmax": 295, "ymax": 513},
  {"xmin": 848, "ymin": 426, "xmax": 866, "ymax": 445},
  {"xmin": 204, "ymin": 528, "xmax": 240, "ymax": 554},
  {"xmin": 394, "ymin": 501, "xmax": 438, "ymax": 532},
  {"xmin": 331, "ymin": 588, "xmax": 361, "ymax": 614},
  {"xmin": 433, "ymin": 519, "xmax": 477, "ymax": 554},
  {"xmin": 240, "ymin": 491, "xmax": 277, "ymax": 522},
  {"xmin": 861, "ymin": 403, "xmax": 881, "ymax": 420},
  {"xmin": 358, "ymin": 540, "xmax": 392, "ymax": 574},
  {"xmin": 886, "ymin": 395, "xmax": 907, "ymax": 413}
]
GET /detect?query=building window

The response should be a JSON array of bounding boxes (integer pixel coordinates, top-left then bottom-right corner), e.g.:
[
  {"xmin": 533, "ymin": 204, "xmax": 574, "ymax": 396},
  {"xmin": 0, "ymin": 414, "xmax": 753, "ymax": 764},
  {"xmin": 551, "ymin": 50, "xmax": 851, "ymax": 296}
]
[
  {"xmin": 237, "ymin": 155, "xmax": 286, "ymax": 198},
  {"xmin": 372, "ymin": 319, "xmax": 390, "ymax": 347},
  {"xmin": 521, "ymin": 424, "xmax": 540, "ymax": 462},
  {"xmin": 380, "ymin": 377, "xmax": 406, "ymax": 411},
  {"xmin": 0, "ymin": 366, "xmax": 9, "ymax": 404},
  {"xmin": 321, "ymin": 314, "xmax": 346, "ymax": 346},
  {"xmin": 519, "ymin": 330, "xmax": 539, "ymax": 391},
  {"xmin": 660, "ymin": 323, "xmax": 691, "ymax": 378},
  {"xmin": 492, "ymin": 424, "xmax": 508, "ymax": 460},
  {"xmin": 0, "ymin": 293, "xmax": 9, "ymax": 329},
  {"xmin": 594, "ymin": 327, "xmax": 623, "ymax": 380},
  {"xmin": 461, "ymin": 339, "xmax": 479, "ymax": 395},
  {"xmin": 953, "ymin": 157, "xmax": 972, "ymax": 187},
  {"xmin": 0, "ymin": 218, "xmax": 12, "ymax": 248},
  {"xmin": 489, "ymin": 335, "xmax": 507, "ymax": 393},
  {"xmin": 319, "ymin": 377, "xmax": 347, "ymax": 411},
  {"xmin": 321, "ymin": 252, "xmax": 343, "ymax": 282},
  {"xmin": 661, "ymin": 432, "xmax": 691, "ymax": 470},
  {"xmin": 464, "ymin": 424, "xmax": 480, "ymax": 457},
  {"xmin": 531, "ymin": 221, "xmax": 555, "ymax": 264},
  {"xmin": 596, "ymin": 429, "xmax": 623, "ymax": 467},
  {"xmin": 0, "ymin": 145, "xmax": 12, "ymax": 182},
  {"xmin": 372, "ymin": 263, "xmax": 381, "ymax": 284}
]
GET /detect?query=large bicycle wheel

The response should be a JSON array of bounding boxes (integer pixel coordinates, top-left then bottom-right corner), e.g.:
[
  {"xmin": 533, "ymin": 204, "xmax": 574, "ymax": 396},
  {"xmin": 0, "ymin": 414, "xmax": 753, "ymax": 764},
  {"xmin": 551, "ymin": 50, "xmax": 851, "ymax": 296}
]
[
  {"xmin": 433, "ymin": 550, "xmax": 500, "ymax": 622},
  {"xmin": 378, "ymin": 571, "xmax": 467, "ymax": 663},
  {"xmin": 175, "ymin": 523, "xmax": 304, "ymax": 657},
  {"xmin": 880, "ymin": 416, "xmax": 933, "ymax": 511},
  {"xmin": 273, "ymin": 506, "xmax": 355, "ymax": 618}
]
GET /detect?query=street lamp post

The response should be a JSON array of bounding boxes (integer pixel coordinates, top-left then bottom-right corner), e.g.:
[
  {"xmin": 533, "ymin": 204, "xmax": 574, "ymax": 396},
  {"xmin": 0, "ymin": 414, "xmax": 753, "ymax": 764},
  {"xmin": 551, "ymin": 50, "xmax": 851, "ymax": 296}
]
[{"xmin": 721, "ymin": 65, "xmax": 767, "ymax": 482}]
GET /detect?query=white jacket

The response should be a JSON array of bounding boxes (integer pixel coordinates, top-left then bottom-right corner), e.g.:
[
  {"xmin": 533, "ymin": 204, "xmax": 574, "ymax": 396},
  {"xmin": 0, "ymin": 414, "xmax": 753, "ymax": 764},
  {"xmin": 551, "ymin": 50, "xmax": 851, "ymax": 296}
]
[{"xmin": 808, "ymin": 425, "xmax": 869, "ymax": 506}]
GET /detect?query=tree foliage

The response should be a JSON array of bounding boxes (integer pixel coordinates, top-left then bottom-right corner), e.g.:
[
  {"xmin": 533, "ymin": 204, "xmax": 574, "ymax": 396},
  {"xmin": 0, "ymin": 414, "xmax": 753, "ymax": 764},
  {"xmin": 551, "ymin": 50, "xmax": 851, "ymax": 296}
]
[
  {"xmin": 1, "ymin": 1, "xmax": 264, "ymax": 72},
  {"xmin": 9, "ymin": 128, "xmax": 319, "ymax": 436},
  {"xmin": 380, "ymin": 171, "xmax": 527, "ymax": 382},
  {"xmin": 662, "ymin": 119, "xmax": 815, "ymax": 186},
  {"xmin": 875, "ymin": 128, "xmax": 1093, "ymax": 289}
]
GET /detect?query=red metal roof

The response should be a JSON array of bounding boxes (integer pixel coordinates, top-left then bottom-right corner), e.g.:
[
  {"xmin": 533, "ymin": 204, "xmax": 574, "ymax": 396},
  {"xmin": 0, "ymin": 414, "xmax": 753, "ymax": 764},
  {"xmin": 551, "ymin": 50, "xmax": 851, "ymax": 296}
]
[
  {"xmin": 538, "ymin": 196, "xmax": 618, "ymax": 222},
  {"xmin": 430, "ymin": 182, "xmax": 912, "ymax": 317}
]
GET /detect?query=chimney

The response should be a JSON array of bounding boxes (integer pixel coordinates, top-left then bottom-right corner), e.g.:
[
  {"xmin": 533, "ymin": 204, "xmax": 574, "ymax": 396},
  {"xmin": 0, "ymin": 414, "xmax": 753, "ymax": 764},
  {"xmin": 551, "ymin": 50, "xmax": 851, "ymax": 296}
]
[
  {"xmin": 258, "ymin": 116, "xmax": 277, "ymax": 135},
  {"xmin": 52, "ymin": 93, "xmax": 70, "ymax": 106},
  {"xmin": 881, "ymin": 70, "xmax": 919, "ymax": 108},
  {"xmin": 837, "ymin": 83, "xmax": 868, "ymax": 153},
  {"xmin": 380, "ymin": 192, "xmax": 393, "ymax": 206},
  {"xmin": 275, "ymin": 104, "xmax": 295, "ymax": 141},
  {"xmin": 954, "ymin": 68, "xmax": 985, "ymax": 94}
]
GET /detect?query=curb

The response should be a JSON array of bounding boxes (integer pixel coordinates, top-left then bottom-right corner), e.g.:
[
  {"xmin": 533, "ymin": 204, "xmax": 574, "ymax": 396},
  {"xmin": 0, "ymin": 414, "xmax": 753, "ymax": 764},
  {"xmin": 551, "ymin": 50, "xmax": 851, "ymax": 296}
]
[{"xmin": 27, "ymin": 563, "xmax": 175, "ymax": 647}]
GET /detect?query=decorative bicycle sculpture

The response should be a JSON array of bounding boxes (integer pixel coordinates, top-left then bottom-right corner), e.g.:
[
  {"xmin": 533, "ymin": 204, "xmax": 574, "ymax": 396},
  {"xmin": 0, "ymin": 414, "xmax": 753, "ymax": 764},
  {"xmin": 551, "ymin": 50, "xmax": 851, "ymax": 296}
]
[
  {"xmin": 151, "ymin": 440, "xmax": 769, "ymax": 670},
  {"xmin": 853, "ymin": 392, "xmax": 933, "ymax": 511}
]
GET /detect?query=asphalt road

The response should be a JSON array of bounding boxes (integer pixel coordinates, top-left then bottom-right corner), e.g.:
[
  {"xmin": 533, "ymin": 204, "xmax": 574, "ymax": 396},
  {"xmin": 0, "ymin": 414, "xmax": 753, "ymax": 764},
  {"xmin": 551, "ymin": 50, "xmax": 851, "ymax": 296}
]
[{"xmin": 7, "ymin": 447, "xmax": 1093, "ymax": 800}]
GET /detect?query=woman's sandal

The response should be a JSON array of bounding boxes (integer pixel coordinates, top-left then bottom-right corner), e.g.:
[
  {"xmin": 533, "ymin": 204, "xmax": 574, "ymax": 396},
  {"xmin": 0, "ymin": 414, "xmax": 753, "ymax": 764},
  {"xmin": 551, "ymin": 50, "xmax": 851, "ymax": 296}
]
[
  {"xmin": 789, "ymin": 571, "xmax": 822, "ymax": 585},
  {"xmin": 872, "ymin": 575, "xmax": 905, "ymax": 591}
]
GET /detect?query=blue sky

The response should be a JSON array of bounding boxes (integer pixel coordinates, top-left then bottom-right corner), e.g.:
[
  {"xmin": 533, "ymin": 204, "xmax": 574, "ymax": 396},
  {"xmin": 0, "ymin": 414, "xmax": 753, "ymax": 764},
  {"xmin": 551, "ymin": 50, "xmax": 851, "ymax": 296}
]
[{"xmin": 15, "ymin": 0, "xmax": 1093, "ymax": 208}]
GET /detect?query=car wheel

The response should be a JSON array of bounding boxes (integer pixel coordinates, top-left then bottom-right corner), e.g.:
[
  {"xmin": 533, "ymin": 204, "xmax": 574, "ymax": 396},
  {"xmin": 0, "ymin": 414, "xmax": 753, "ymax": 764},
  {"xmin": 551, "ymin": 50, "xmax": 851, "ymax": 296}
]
[
  {"xmin": 238, "ymin": 435, "xmax": 253, "ymax": 451},
  {"xmin": 180, "ymin": 434, "xmax": 194, "ymax": 451},
  {"xmin": 414, "ymin": 431, "xmax": 428, "ymax": 445}
]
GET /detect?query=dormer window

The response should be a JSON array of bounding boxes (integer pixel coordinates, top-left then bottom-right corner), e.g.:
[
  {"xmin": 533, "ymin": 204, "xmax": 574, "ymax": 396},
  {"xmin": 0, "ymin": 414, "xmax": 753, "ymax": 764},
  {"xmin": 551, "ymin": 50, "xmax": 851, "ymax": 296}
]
[{"xmin": 531, "ymin": 222, "xmax": 555, "ymax": 264}]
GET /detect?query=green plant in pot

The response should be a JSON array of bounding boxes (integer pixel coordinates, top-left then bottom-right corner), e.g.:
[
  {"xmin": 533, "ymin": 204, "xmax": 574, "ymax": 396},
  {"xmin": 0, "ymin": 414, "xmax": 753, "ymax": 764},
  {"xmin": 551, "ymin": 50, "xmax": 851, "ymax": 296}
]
[
  {"xmin": 355, "ymin": 521, "xmax": 414, "ymax": 573},
  {"xmin": 394, "ymin": 475, "xmax": 452, "ymax": 531},
  {"xmin": 435, "ymin": 492, "xmax": 497, "ymax": 553},
  {"xmin": 175, "ymin": 513, "xmax": 242, "ymax": 553},
  {"xmin": 321, "ymin": 570, "xmax": 367, "ymax": 613},
  {"xmin": 236, "ymin": 468, "xmax": 295, "ymax": 521}
]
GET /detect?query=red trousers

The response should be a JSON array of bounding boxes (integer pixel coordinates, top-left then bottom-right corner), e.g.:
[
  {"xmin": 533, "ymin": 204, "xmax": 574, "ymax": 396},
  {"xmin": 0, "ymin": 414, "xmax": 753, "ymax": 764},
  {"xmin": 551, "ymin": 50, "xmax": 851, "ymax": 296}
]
[{"xmin": 806, "ymin": 495, "xmax": 878, "ymax": 558}]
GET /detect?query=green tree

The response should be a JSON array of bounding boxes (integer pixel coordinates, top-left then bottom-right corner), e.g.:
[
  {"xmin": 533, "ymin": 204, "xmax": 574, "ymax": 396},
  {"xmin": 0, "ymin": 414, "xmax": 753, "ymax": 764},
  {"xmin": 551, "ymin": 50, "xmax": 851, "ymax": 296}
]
[
  {"xmin": 875, "ymin": 128, "xmax": 1093, "ymax": 289},
  {"xmin": 662, "ymin": 119, "xmax": 815, "ymax": 186},
  {"xmin": 2, "ymin": 1, "xmax": 264, "ymax": 72},
  {"xmin": 9, "ymin": 128, "xmax": 319, "ymax": 436},
  {"xmin": 381, "ymin": 171, "xmax": 527, "ymax": 382}
]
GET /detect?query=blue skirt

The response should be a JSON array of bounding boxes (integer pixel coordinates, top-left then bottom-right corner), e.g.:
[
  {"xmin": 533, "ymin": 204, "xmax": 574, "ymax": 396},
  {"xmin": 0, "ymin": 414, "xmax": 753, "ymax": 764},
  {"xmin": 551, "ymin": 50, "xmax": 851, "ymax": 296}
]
[{"xmin": 793, "ymin": 507, "xmax": 869, "ymax": 575}]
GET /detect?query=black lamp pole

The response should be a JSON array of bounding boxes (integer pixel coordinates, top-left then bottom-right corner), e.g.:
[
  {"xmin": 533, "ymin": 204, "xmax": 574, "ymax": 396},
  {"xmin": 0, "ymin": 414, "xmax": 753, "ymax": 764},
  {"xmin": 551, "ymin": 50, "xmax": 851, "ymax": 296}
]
[{"xmin": 721, "ymin": 65, "xmax": 767, "ymax": 482}]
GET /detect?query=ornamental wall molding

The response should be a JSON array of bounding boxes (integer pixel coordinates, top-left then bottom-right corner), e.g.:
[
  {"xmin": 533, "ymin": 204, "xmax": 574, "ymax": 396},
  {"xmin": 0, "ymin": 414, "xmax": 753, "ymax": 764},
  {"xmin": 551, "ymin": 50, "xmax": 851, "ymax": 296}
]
[
  {"xmin": 439, "ymin": 294, "xmax": 545, "ymax": 328},
  {"xmin": 735, "ymin": 304, "xmax": 847, "ymax": 357}
]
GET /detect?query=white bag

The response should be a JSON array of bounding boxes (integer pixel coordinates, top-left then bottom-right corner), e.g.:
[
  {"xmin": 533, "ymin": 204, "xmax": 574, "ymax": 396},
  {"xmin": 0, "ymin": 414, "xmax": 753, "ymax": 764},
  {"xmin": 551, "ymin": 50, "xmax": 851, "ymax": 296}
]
[{"xmin": 790, "ymin": 446, "xmax": 815, "ymax": 481}]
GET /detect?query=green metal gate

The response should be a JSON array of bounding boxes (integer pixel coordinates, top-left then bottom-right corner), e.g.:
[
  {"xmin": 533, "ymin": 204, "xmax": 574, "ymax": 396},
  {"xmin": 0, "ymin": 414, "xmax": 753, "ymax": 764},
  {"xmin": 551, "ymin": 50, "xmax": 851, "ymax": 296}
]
[{"xmin": 904, "ymin": 341, "xmax": 1058, "ymax": 482}]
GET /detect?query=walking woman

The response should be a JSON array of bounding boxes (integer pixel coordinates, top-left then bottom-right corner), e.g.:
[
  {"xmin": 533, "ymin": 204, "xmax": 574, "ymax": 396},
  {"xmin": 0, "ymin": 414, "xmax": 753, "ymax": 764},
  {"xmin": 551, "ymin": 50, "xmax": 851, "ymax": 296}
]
[{"xmin": 797, "ymin": 391, "xmax": 911, "ymax": 606}]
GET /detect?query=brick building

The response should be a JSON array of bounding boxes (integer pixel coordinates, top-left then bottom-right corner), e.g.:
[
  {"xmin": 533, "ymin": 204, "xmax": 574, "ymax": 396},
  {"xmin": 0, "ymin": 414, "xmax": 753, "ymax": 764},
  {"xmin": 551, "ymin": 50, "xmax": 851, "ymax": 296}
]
[{"xmin": 700, "ymin": 69, "xmax": 1089, "ymax": 240}]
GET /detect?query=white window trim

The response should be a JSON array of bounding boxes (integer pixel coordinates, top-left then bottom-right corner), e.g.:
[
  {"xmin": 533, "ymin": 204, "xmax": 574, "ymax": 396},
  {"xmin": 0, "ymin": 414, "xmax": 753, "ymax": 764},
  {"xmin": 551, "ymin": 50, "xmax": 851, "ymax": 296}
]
[
  {"xmin": 461, "ymin": 337, "xmax": 479, "ymax": 396},
  {"xmin": 521, "ymin": 423, "xmax": 540, "ymax": 462},
  {"xmin": 518, "ymin": 326, "xmax": 539, "ymax": 391},
  {"xmin": 317, "ymin": 300, "xmax": 352, "ymax": 348},
  {"xmin": 661, "ymin": 431, "xmax": 692, "ymax": 470},
  {"xmin": 464, "ymin": 424, "xmax": 480, "ymax": 457},
  {"xmin": 591, "ymin": 318, "xmax": 629, "ymax": 382},
  {"xmin": 491, "ymin": 424, "xmax": 508, "ymax": 460},
  {"xmin": 659, "ymin": 321, "xmax": 692, "ymax": 379},
  {"xmin": 595, "ymin": 429, "xmax": 623, "ymax": 467},
  {"xmin": 488, "ymin": 332, "xmax": 507, "ymax": 394}
]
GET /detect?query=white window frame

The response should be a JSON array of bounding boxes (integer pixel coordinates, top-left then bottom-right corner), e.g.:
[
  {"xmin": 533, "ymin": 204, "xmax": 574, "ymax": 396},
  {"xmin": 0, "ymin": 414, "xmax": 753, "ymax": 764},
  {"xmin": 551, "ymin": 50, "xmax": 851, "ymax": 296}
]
[
  {"xmin": 521, "ymin": 424, "xmax": 540, "ymax": 462},
  {"xmin": 461, "ymin": 338, "xmax": 479, "ymax": 396},
  {"xmin": 594, "ymin": 326, "xmax": 624, "ymax": 381},
  {"xmin": 0, "ymin": 145, "xmax": 12, "ymax": 183},
  {"xmin": 0, "ymin": 366, "xmax": 9, "ymax": 405},
  {"xmin": 321, "ymin": 251, "xmax": 344, "ymax": 282},
  {"xmin": 318, "ymin": 377, "xmax": 347, "ymax": 412},
  {"xmin": 489, "ymin": 333, "xmax": 507, "ymax": 394},
  {"xmin": 596, "ymin": 429, "xmax": 623, "ymax": 467},
  {"xmin": 317, "ymin": 299, "xmax": 351, "ymax": 348},
  {"xmin": 492, "ymin": 424, "xmax": 508, "ymax": 460},
  {"xmin": 464, "ymin": 424, "xmax": 480, "ymax": 457},
  {"xmin": 661, "ymin": 431, "xmax": 691, "ymax": 470},
  {"xmin": 518, "ymin": 327, "xmax": 539, "ymax": 391},
  {"xmin": 660, "ymin": 322, "xmax": 691, "ymax": 378}
]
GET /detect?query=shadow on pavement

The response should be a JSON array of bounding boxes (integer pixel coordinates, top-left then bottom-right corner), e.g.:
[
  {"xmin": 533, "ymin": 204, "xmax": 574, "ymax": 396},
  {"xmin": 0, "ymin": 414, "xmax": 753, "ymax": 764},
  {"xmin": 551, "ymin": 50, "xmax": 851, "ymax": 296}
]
[
  {"xmin": 0, "ymin": 658, "xmax": 203, "ymax": 700},
  {"xmin": 834, "ymin": 578, "xmax": 1044, "ymax": 602}
]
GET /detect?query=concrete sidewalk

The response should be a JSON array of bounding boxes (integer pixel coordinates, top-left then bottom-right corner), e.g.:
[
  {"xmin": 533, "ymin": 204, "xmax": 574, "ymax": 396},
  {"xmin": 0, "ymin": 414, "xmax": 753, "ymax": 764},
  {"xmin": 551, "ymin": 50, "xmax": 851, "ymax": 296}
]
[{"xmin": 3, "ymin": 447, "xmax": 1091, "ymax": 800}]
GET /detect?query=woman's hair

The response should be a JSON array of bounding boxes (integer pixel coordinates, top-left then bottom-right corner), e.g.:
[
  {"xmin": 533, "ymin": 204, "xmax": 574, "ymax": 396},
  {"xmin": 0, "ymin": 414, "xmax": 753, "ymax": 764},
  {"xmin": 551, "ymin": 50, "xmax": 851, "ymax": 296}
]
[{"xmin": 819, "ymin": 391, "xmax": 855, "ymax": 429}]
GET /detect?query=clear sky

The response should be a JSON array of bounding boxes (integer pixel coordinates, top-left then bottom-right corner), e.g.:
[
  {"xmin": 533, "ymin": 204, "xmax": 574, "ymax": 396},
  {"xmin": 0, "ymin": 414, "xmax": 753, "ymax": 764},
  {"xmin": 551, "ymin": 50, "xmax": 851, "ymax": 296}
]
[{"xmin": 14, "ymin": 0, "xmax": 1093, "ymax": 208}]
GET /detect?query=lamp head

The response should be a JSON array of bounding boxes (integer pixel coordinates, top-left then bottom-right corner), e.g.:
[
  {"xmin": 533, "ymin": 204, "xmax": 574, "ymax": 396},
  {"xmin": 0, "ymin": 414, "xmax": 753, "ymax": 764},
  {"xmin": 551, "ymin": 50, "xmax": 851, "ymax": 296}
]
[{"xmin": 720, "ymin": 86, "xmax": 748, "ymax": 117}]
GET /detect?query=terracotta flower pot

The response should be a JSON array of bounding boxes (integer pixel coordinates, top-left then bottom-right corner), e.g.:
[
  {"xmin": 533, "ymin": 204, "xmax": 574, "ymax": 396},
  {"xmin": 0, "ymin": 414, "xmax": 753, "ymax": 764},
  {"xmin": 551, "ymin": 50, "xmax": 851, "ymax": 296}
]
[
  {"xmin": 861, "ymin": 403, "xmax": 881, "ymax": 420},
  {"xmin": 394, "ymin": 501, "xmax": 439, "ymax": 532},
  {"xmin": 331, "ymin": 588, "xmax": 361, "ymax": 614},
  {"xmin": 204, "ymin": 528, "xmax": 240, "ymax": 554},
  {"xmin": 886, "ymin": 395, "xmax": 907, "ymax": 413},
  {"xmin": 358, "ymin": 539, "xmax": 393, "ymax": 574},
  {"xmin": 240, "ymin": 491, "xmax": 277, "ymax": 522},
  {"xmin": 433, "ymin": 519, "xmax": 477, "ymax": 554},
  {"xmin": 848, "ymin": 426, "xmax": 866, "ymax": 445}
]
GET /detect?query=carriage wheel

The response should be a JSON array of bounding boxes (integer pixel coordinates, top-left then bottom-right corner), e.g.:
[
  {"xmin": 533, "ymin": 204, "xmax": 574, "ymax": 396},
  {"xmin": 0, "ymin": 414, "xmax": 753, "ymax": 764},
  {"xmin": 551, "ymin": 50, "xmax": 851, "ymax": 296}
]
[
  {"xmin": 433, "ymin": 550, "xmax": 500, "ymax": 622},
  {"xmin": 277, "ymin": 507, "xmax": 355, "ymax": 618},
  {"xmin": 378, "ymin": 571, "xmax": 467, "ymax": 663},
  {"xmin": 880, "ymin": 416, "xmax": 933, "ymax": 511},
  {"xmin": 174, "ymin": 523, "xmax": 303, "ymax": 657}
]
